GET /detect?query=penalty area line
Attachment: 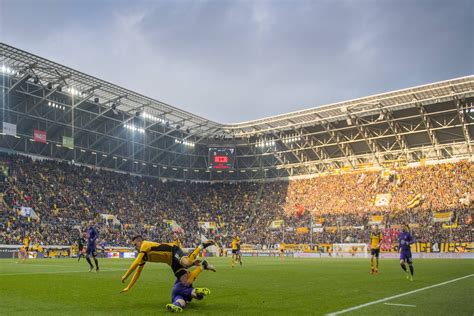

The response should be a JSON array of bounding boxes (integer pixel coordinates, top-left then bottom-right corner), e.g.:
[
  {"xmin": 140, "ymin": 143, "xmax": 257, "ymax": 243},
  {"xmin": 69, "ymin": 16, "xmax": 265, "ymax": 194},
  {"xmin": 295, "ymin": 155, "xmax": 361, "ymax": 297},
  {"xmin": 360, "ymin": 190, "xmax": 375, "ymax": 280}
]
[
  {"xmin": 384, "ymin": 303, "xmax": 416, "ymax": 308},
  {"xmin": 326, "ymin": 274, "xmax": 473, "ymax": 315}
]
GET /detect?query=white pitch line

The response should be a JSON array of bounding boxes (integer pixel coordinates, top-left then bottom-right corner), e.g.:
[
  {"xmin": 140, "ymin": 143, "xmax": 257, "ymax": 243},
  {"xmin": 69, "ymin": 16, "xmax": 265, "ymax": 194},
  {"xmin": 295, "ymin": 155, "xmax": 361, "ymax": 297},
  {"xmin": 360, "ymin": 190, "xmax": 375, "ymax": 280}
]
[
  {"xmin": 326, "ymin": 274, "xmax": 474, "ymax": 315},
  {"xmin": 0, "ymin": 268, "xmax": 123, "ymax": 276},
  {"xmin": 384, "ymin": 303, "xmax": 416, "ymax": 308}
]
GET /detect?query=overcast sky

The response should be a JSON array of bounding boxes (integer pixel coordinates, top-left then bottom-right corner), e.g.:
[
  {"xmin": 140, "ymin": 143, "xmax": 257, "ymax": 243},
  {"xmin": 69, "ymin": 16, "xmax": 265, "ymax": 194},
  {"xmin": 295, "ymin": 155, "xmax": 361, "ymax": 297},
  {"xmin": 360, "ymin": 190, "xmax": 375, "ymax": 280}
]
[{"xmin": 0, "ymin": 0, "xmax": 472, "ymax": 123}]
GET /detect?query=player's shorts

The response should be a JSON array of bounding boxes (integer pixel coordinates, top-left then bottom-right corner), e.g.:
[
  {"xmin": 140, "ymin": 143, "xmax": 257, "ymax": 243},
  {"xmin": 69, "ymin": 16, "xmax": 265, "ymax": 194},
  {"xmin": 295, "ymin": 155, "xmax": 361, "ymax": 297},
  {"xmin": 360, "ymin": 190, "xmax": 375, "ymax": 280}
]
[
  {"xmin": 370, "ymin": 248, "xmax": 380, "ymax": 257},
  {"xmin": 86, "ymin": 244, "xmax": 97, "ymax": 256},
  {"xmin": 171, "ymin": 281, "xmax": 194, "ymax": 303},
  {"xmin": 232, "ymin": 249, "xmax": 238, "ymax": 254},
  {"xmin": 400, "ymin": 250, "xmax": 412, "ymax": 263}
]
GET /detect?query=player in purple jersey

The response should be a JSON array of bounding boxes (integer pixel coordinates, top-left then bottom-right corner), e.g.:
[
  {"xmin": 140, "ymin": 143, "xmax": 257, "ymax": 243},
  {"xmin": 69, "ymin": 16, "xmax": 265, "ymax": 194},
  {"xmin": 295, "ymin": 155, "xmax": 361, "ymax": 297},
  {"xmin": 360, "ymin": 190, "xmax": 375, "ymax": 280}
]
[
  {"xmin": 85, "ymin": 223, "xmax": 100, "ymax": 272},
  {"xmin": 398, "ymin": 224, "xmax": 414, "ymax": 281},
  {"xmin": 166, "ymin": 261, "xmax": 213, "ymax": 313}
]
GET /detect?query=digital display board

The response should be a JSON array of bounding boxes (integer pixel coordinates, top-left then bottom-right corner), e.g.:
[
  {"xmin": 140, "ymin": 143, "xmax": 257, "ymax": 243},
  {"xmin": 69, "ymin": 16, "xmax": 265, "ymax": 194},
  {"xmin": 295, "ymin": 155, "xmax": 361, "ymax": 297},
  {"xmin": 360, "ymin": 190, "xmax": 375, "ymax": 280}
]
[{"xmin": 208, "ymin": 147, "xmax": 235, "ymax": 169}]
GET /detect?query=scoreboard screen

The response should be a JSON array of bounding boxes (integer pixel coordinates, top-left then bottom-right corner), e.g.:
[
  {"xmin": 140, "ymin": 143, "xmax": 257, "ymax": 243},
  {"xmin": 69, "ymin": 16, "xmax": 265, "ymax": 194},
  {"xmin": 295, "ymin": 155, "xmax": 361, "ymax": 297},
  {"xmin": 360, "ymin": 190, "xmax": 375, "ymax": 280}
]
[{"xmin": 208, "ymin": 147, "xmax": 235, "ymax": 169}]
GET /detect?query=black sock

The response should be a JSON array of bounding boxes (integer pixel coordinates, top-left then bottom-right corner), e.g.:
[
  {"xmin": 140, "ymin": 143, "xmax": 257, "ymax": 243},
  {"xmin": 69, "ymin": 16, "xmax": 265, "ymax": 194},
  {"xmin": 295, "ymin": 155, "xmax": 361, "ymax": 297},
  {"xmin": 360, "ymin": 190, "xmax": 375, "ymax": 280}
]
[
  {"xmin": 400, "ymin": 263, "xmax": 407, "ymax": 271},
  {"xmin": 86, "ymin": 256, "xmax": 93, "ymax": 268},
  {"xmin": 94, "ymin": 258, "xmax": 99, "ymax": 269},
  {"xmin": 408, "ymin": 264, "xmax": 414, "ymax": 276}
]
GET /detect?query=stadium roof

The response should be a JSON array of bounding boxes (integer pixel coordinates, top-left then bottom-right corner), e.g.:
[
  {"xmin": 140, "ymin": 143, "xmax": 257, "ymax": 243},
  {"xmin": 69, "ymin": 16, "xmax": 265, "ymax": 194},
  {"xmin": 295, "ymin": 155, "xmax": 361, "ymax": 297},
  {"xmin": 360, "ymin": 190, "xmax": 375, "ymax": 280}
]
[{"xmin": 0, "ymin": 42, "xmax": 473, "ymax": 181}]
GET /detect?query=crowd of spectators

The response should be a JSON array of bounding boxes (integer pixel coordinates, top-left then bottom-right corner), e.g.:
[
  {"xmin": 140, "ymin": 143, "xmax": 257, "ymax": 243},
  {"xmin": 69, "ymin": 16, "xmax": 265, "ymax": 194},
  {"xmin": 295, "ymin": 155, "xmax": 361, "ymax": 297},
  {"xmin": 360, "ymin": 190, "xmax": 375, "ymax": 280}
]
[{"xmin": 0, "ymin": 153, "xmax": 472, "ymax": 249}]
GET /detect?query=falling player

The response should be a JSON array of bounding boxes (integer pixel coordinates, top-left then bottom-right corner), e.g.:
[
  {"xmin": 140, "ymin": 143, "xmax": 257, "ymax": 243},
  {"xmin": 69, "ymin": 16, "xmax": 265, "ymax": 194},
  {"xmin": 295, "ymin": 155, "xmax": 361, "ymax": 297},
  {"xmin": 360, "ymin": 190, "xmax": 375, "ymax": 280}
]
[
  {"xmin": 165, "ymin": 275, "xmax": 212, "ymax": 313},
  {"xmin": 369, "ymin": 225, "xmax": 383, "ymax": 274},
  {"xmin": 399, "ymin": 224, "xmax": 415, "ymax": 281},
  {"xmin": 85, "ymin": 223, "xmax": 100, "ymax": 272},
  {"xmin": 120, "ymin": 235, "xmax": 216, "ymax": 293}
]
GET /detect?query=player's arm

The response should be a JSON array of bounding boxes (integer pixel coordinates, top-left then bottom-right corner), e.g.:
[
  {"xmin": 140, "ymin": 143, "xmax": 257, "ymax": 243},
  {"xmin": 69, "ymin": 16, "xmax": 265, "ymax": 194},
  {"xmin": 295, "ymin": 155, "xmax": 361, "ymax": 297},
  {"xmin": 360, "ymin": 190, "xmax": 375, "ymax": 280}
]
[
  {"xmin": 121, "ymin": 251, "xmax": 145, "ymax": 282},
  {"xmin": 407, "ymin": 233, "xmax": 415, "ymax": 245},
  {"xmin": 377, "ymin": 233, "xmax": 383, "ymax": 248},
  {"xmin": 120, "ymin": 263, "xmax": 144, "ymax": 293}
]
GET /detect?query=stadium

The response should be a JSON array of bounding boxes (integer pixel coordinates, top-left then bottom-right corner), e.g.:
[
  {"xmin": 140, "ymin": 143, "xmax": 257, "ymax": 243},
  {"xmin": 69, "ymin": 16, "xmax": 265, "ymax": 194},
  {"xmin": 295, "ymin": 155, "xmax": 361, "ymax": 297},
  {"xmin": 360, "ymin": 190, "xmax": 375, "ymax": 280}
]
[{"xmin": 0, "ymin": 6, "xmax": 473, "ymax": 315}]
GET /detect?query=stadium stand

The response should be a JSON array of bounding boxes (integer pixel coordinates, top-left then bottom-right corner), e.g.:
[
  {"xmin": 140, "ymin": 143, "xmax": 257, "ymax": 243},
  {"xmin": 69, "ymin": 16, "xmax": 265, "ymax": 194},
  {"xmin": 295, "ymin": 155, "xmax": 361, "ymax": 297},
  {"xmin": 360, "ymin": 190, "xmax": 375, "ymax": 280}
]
[{"xmin": 0, "ymin": 153, "xmax": 471, "ymax": 249}]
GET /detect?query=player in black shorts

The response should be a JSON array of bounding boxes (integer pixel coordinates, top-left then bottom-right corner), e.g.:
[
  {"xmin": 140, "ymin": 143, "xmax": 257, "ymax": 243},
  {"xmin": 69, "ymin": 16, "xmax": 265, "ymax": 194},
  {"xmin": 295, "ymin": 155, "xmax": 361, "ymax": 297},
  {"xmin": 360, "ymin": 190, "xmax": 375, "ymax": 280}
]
[{"xmin": 77, "ymin": 234, "xmax": 86, "ymax": 262}]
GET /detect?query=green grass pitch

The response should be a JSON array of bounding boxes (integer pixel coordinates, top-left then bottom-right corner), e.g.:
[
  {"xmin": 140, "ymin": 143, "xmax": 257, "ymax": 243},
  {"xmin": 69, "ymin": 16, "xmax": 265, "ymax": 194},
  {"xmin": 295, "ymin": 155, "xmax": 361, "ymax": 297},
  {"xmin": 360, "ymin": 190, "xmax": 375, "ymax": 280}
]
[{"xmin": 0, "ymin": 257, "xmax": 473, "ymax": 315}]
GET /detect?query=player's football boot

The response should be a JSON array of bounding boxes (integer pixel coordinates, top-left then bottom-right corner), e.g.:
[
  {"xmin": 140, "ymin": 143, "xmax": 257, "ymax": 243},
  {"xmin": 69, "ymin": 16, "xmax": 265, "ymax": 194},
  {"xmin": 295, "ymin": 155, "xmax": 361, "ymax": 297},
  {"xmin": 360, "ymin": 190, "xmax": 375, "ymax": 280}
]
[
  {"xmin": 202, "ymin": 240, "xmax": 215, "ymax": 248},
  {"xmin": 202, "ymin": 260, "xmax": 216, "ymax": 272},
  {"xmin": 194, "ymin": 287, "xmax": 211, "ymax": 296},
  {"xmin": 166, "ymin": 304, "xmax": 183, "ymax": 313}
]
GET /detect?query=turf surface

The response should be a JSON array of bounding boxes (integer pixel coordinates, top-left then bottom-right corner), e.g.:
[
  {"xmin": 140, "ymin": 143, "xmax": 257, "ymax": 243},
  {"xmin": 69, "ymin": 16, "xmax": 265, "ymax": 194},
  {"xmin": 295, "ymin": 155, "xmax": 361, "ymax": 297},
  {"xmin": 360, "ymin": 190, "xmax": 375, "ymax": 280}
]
[{"xmin": 0, "ymin": 257, "xmax": 472, "ymax": 315}]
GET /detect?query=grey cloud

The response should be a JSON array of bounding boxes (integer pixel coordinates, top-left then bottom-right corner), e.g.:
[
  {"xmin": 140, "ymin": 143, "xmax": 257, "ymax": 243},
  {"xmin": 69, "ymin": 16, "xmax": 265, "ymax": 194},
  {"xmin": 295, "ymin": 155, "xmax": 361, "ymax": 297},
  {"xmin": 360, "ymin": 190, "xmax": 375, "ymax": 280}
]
[{"xmin": 0, "ymin": 0, "xmax": 472, "ymax": 123}]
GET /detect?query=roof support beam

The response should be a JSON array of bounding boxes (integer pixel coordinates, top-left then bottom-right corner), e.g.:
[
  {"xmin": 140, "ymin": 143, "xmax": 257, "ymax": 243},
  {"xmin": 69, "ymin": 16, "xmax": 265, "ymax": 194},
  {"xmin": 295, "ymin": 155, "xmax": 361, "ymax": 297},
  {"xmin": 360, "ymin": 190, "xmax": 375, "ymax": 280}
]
[
  {"xmin": 321, "ymin": 121, "xmax": 356, "ymax": 168},
  {"xmin": 416, "ymin": 102, "xmax": 440, "ymax": 156},
  {"xmin": 455, "ymin": 99, "xmax": 472, "ymax": 154}
]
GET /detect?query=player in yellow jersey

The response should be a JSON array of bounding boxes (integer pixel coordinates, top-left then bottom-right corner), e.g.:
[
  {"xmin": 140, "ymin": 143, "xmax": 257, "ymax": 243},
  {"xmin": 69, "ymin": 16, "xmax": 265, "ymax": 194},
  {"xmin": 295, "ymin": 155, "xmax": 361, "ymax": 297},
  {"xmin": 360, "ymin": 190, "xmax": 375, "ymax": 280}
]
[
  {"xmin": 120, "ymin": 235, "xmax": 216, "ymax": 293},
  {"xmin": 231, "ymin": 236, "xmax": 241, "ymax": 267},
  {"xmin": 21, "ymin": 236, "xmax": 30, "ymax": 262},
  {"xmin": 369, "ymin": 226, "xmax": 383, "ymax": 274}
]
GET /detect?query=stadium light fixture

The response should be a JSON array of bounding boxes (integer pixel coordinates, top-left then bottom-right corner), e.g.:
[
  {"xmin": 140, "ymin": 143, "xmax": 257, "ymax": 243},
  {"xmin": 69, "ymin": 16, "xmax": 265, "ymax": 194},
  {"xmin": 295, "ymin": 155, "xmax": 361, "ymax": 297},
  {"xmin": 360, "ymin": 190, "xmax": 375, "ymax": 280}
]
[
  {"xmin": 122, "ymin": 158, "xmax": 127, "ymax": 162},
  {"xmin": 113, "ymin": 156, "xmax": 118, "ymax": 160},
  {"xmin": 172, "ymin": 167, "xmax": 177, "ymax": 171},
  {"xmin": 102, "ymin": 154, "xmax": 107, "ymax": 158},
  {"xmin": 91, "ymin": 152, "xmax": 97, "ymax": 155},
  {"xmin": 1, "ymin": 64, "xmax": 15, "ymax": 75},
  {"xmin": 134, "ymin": 161, "xmax": 138, "ymax": 164},
  {"xmin": 80, "ymin": 149, "xmax": 86, "ymax": 153},
  {"xmin": 153, "ymin": 164, "xmax": 157, "ymax": 168},
  {"xmin": 124, "ymin": 123, "xmax": 145, "ymax": 134},
  {"xmin": 256, "ymin": 138, "xmax": 275, "ymax": 147},
  {"xmin": 283, "ymin": 135, "xmax": 300, "ymax": 144},
  {"xmin": 174, "ymin": 138, "xmax": 195, "ymax": 147},
  {"xmin": 162, "ymin": 166, "xmax": 167, "ymax": 169},
  {"xmin": 67, "ymin": 87, "xmax": 81, "ymax": 96},
  {"xmin": 142, "ymin": 111, "xmax": 166, "ymax": 124}
]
